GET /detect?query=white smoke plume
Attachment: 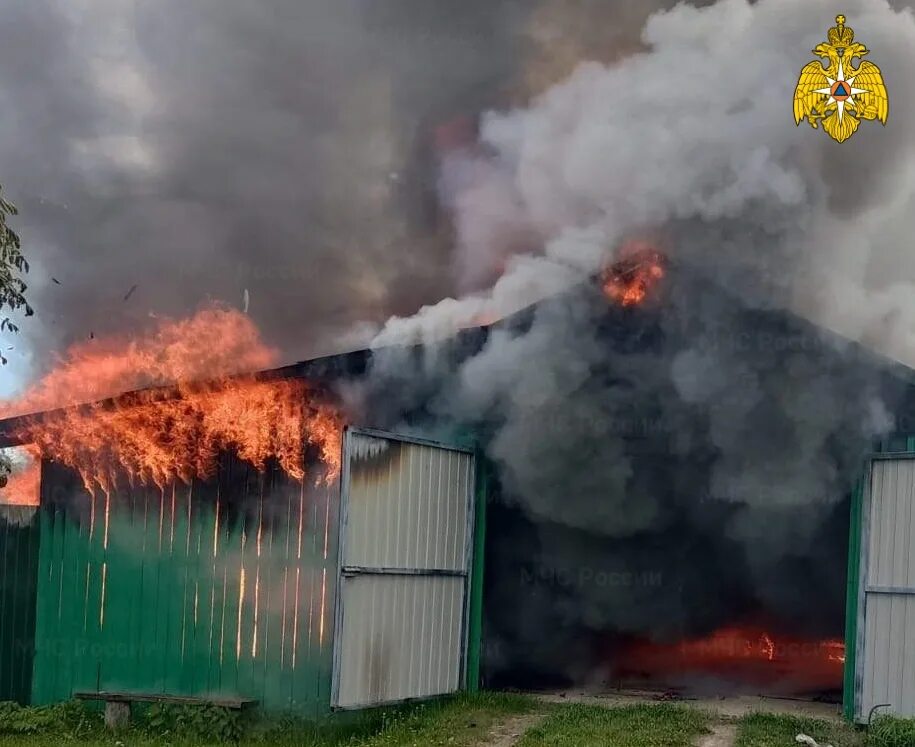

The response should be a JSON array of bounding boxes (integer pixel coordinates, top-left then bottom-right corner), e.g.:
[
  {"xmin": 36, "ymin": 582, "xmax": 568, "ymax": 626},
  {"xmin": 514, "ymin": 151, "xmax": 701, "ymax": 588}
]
[
  {"xmin": 377, "ymin": 0, "xmax": 915, "ymax": 362},
  {"xmin": 368, "ymin": 0, "xmax": 915, "ymax": 678}
]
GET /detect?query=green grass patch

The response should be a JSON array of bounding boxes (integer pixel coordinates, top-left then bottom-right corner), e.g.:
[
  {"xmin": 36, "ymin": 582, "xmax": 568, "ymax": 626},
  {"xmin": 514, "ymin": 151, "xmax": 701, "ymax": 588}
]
[
  {"xmin": 0, "ymin": 692, "xmax": 536, "ymax": 746},
  {"xmin": 735, "ymin": 713, "xmax": 865, "ymax": 747},
  {"xmin": 353, "ymin": 691, "xmax": 536, "ymax": 747},
  {"xmin": 516, "ymin": 703, "xmax": 709, "ymax": 747},
  {"xmin": 869, "ymin": 715, "xmax": 915, "ymax": 747}
]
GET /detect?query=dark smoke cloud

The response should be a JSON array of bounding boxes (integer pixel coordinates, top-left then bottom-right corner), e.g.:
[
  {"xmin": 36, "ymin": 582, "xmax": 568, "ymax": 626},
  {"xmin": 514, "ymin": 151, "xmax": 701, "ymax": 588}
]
[
  {"xmin": 0, "ymin": 0, "xmax": 557, "ymax": 393},
  {"xmin": 366, "ymin": 265, "xmax": 901, "ymax": 687},
  {"xmin": 366, "ymin": 0, "xmax": 915, "ymax": 687}
]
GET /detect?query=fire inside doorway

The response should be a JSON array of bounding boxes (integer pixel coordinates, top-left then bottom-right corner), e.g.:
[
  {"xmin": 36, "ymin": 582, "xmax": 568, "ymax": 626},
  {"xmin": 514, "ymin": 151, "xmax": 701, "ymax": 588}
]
[
  {"xmin": 470, "ymin": 253, "xmax": 915, "ymax": 705},
  {"xmin": 483, "ymin": 471, "xmax": 851, "ymax": 702}
]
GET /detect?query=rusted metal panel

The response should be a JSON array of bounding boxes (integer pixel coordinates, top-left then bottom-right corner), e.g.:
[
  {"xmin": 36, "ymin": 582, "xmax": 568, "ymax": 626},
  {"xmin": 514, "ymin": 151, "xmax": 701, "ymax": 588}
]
[{"xmin": 332, "ymin": 428, "xmax": 475, "ymax": 709}]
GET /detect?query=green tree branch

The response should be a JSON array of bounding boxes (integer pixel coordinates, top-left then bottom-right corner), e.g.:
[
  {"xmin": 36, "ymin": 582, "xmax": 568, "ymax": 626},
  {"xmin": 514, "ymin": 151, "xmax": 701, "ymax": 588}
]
[{"xmin": 0, "ymin": 185, "xmax": 31, "ymax": 364}]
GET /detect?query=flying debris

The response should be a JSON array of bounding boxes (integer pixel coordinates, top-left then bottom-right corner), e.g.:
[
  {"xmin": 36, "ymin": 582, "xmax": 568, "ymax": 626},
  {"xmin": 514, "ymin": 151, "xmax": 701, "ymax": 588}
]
[
  {"xmin": 51, "ymin": 278, "xmax": 61, "ymax": 285},
  {"xmin": 243, "ymin": 289, "xmax": 250, "ymax": 314},
  {"xmin": 123, "ymin": 284, "xmax": 138, "ymax": 301}
]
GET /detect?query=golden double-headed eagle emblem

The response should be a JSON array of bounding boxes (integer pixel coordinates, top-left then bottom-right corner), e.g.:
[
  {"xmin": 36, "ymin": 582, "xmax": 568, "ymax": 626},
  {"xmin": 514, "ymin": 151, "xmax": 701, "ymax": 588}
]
[{"xmin": 794, "ymin": 14, "xmax": 888, "ymax": 143}]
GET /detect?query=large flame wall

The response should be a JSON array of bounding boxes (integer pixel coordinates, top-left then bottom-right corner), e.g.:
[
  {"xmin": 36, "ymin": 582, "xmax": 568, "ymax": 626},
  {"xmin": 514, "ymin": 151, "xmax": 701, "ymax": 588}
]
[{"xmin": 29, "ymin": 454, "xmax": 340, "ymax": 713}]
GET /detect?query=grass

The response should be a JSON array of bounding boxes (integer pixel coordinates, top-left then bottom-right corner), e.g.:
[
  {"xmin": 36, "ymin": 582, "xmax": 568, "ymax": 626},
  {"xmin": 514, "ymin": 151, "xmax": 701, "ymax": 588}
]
[
  {"xmin": 516, "ymin": 703, "xmax": 709, "ymax": 747},
  {"xmin": 0, "ymin": 692, "xmax": 537, "ymax": 747},
  {"xmin": 350, "ymin": 692, "xmax": 536, "ymax": 747},
  {"xmin": 735, "ymin": 713, "xmax": 866, "ymax": 747},
  {"xmin": 868, "ymin": 715, "xmax": 915, "ymax": 747},
  {"xmin": 9, "ymin": 695, "xmax": 915, "ymax": 747}
]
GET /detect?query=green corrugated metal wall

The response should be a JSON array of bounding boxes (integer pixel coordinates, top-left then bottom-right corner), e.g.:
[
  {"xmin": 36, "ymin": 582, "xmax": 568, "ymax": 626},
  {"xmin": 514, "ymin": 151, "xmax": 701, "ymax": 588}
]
[
  {"xmin": 0, "ymin": 506, "xmax": 40, "ymax": 704},
  {"xmin": 30, "ymin": 455, "xmax": 339, "ymax": 715}
]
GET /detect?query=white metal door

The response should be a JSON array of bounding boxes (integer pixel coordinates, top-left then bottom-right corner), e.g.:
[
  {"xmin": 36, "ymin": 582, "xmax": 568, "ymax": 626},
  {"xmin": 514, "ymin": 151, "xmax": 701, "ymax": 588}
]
[
  {"xmin": 857, "ymin": 457, "xmax": 915, "ymax": 721},
  {"xmin": 331, "ymin": 427, "xmax": 476, "ymax": 709}
]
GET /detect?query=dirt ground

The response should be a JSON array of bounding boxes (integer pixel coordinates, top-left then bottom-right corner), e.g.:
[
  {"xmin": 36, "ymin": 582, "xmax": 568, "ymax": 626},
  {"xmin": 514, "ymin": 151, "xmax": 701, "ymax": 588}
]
[
  {"xmin": 484, "ymin": 713, "xmax": 548, "ymax": 746},
  {"xmin": 477, "ymin": 692, "xmax": 843, "ymax": 746},
  {"xmin": 695, "ymin": 724, "xmax": 738, "ymax": 747}
]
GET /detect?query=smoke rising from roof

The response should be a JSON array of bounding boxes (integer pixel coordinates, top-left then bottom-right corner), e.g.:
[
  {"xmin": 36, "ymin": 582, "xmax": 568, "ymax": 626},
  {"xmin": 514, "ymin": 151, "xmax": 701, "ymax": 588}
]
[
  {"xmin": 5, "ymin": 0, "xmax": 915, "ymax": 688},
  {"xmin": 366, "ymin": 0, "xmax": 915, "ymax": 684},
  {"xmin": 380, "ymin": 0, "xmax": 915, "ymax": 350}
]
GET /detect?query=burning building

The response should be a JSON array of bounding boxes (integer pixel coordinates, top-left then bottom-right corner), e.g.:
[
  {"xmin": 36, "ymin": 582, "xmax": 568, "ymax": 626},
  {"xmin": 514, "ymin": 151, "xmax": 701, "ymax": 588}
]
[
  {"xmin": 4, "ymin": 0, "xmax": 915, "ymax": 729},
  {"xmin": 0, "ymin": 255, "xmax": 913, "ymax": 721},
  {"xmin": 391, "ymin": 255, "xmax": 915, "ymax": 713}
]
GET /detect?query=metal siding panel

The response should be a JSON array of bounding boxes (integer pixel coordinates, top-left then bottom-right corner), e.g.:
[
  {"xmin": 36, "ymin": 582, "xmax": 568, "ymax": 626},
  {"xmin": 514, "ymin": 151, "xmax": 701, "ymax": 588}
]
[
  {"xmin": 444, "ymin": 450, "xmax": 457, "ymax": 570},
  {"xmin": 432, "ymin": 449, "xmax": 443, "ymax": 569},
  {"xmin": 402, "ymin": 446, "xmax": 415, "ymax": 571},
  {"xmin": 860, "ymin": 464, "xmax": 878, "ymax": 719},
  {"xmin": 381, "ymin": 441, "xmax": 396, "ymax": 569},
  {"xmin": 870, "ymin": 462, "xmax": 887, "ymax": 587},
  {"xmin": 878, "ymin": 460, "xmax": 895, "ymax": 586},
  {"xmin": 29, "ymin": 454, "xmax": 339, "ymax": 714},
  {"xmin": 877, "ymin": 594, "xmax": 892, "ymax": 708},
  {"xmin": 902, "ymin": 597, "xmax": 915, "ymax": 713},
  {"xmin": 420, "ymin": 445, "xmax": 434, "ymax": 571},
  {"xmin": 332, "ymin": 430, "xmax": 474, "ymax": 709},
  {"xmin": 409, "ymin": 445, "xmax": 420, "ymax": 571},
  {"xmin": 882, "ymin": 462, "xmax": 897, "ymax": 588},
  {"xmin": 854, "ymin": 468, "xmax": 873, "ymax": 721},
  {"xmin": 445, "ymin": 563, "xmax": 458, "ymax": 691},
  {"xmin": 342, "ymin": 436, "xmax": 473, "ymax": 572},
  {"xmin": 886, "ymin": 594, "xmax": 901, "ymax": 707},
  {"xmin": 409, "ymin": 445, "xmax": 422, "ymax": 571},
  {"xmin": 0, "ymin": 508, "xmax": 39, "ymax": 704},
  {"xmin": 889, "ymin": 463, "xmax": 909, "ymax": 586},
  {"xmin": 397, "ymin": 575, "xmax": 412, "ymax": 701},
  {"xmin": 906, "ymin": 462, "xmax": 915, "ymax": 586},
  {"xmin": 867, "ymin": 463, "xmax": 880, "ymax": 595},
  {"xmin": 898, "ymin": 597, "xmax": 915, "ymax": 717},
  {"xmin": 863, "ymin": 594, "xmax": 915, "ymax": 718},
  {"xmin": 872, "ymin": 461, "xmax": 887, "ymax": 587},
  {"xmin": 907, "ymin": 468, "xmax": 915, "ymax": 588},
  {"xmin": 334, "ymin": 561, "xmax": 466, "ymax": 708},
  {"xmin": 863, "ymin": 594, "xmax": 883, "ymax": 712},
  {"xmin": 900, "ymin": 463, "xmax": 915, "ymax": 589},
  {"xmin": 460, "ymin": 455, "xmax": 472, "ymax": 567},
  {"xmin": 861, "ymin": 458, "xmax": 915, "ymax": 720}
]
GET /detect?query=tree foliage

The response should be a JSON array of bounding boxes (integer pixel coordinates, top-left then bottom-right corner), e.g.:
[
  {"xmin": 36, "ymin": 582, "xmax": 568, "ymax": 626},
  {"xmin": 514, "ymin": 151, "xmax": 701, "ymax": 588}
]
[{"xmin": 0, "ymin": 185, "xmax": 31, "ymax": 363}]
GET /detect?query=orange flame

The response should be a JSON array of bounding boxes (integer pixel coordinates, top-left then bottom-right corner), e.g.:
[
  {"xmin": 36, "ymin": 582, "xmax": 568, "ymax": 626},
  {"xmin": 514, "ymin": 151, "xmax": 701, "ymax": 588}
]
[
  {"xmin": 0, "ymin": 444, "xmax": 41, "ymax": 506},
  {"xmin": 614, "ymin": 625, "xmax": 845, "ymax": 694},
  {"xmin": 0, "ymin": 305, "xmax": 343, "ymax": 492},
  {"xmin": 1, "ymin": 306, "xmax": 276, "ymax": 418},
  {"xmin": 625, "ymin": 626, "xmax": 845, "ymax": 667},
  {"xmin": 602, "ymin": 244, "xmax": 665, "ymax": 307}
]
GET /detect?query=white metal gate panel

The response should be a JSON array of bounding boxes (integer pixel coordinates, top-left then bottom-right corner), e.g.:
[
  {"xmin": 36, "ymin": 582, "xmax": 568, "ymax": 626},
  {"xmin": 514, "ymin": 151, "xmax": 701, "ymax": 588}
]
[
  {"xmin": 331, "ymin": 428, "xmax": 475, "ymax": 708},
  {"xmin": 857, "ymin": 457, "xmax": 915, "ymax": 721}
]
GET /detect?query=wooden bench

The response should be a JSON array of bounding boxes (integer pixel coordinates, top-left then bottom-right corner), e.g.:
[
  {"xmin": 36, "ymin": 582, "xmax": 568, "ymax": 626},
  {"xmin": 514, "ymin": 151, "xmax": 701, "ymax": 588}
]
[{"xmin": 73, "ymin": 691, "xmax": 257, "ymax": 730}]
